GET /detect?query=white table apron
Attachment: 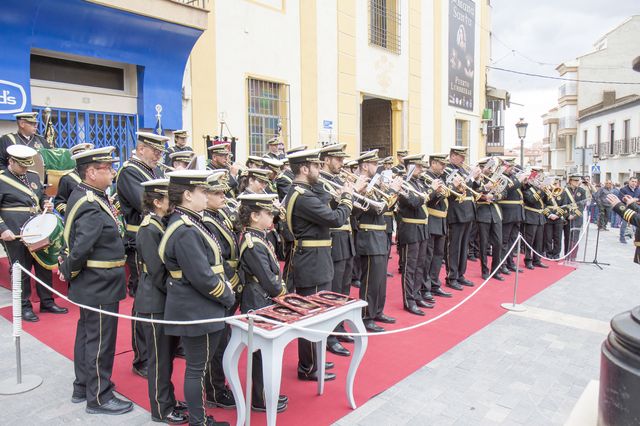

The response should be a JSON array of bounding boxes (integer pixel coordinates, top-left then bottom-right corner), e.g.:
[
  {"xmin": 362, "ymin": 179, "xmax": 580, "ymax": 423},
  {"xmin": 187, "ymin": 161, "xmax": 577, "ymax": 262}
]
[{"xmin": 223, "ymin": 300, "xmax": 369, "ymax": 426}]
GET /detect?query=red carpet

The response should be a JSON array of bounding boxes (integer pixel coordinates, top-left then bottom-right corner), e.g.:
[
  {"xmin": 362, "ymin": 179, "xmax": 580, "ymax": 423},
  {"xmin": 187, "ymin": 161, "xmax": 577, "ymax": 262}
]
[{"xmin": 0, "ymin": 253, "xmax": 573, "ymax": 425}]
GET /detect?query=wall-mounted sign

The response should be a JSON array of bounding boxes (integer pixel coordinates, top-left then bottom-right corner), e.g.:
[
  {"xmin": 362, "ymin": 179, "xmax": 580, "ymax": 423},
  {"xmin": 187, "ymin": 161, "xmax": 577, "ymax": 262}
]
[
  {"xmin": 322, "ymin": 120, "xmax": 333, "ymax": 130},
  {"xmin": 448, "ymin": 0, "xmax": 476, "ymax": 111},
  {"xmin": 0, "ymin": 80, "xmax": 27, "ymax": 115}
]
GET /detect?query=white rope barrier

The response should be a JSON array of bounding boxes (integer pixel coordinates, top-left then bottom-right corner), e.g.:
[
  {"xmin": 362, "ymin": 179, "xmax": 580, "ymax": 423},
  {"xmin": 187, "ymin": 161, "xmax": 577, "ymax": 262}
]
[{"xmin": 519, "ymin": 210, "xmax": 591, "ymax": 262}]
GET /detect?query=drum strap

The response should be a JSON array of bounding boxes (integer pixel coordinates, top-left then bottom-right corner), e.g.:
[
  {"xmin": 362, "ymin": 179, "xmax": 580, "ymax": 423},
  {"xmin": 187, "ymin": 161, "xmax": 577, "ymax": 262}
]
[{"xmin": 0, "ymin": 173, "xmax": 39, "ymax": 205}]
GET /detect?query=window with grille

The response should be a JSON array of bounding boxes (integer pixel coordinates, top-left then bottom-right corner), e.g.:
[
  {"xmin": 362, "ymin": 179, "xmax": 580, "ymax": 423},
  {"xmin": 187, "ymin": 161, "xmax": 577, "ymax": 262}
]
[
  {"xmin": 247, "ymin": 78, "xmax": 290, "ymax": 157},
  {"xmin": 455, "ymin": 119, "xmax": 469, "ymax": 147},
  {"xmin": 369, "ymin": 0, "xmax": 401, "ymax": 54}
]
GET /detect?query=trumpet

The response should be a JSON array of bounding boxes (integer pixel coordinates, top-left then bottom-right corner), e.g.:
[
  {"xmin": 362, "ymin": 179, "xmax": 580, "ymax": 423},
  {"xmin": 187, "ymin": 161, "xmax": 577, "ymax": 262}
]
[
  {"xmin": 421, "ymin": 173, "xmax": 465, "ymax": 198},
  {"xmin": 340, "ymin": 168, "xmax": 393, "ymax": 202},
  {"xmin": 318, "ymin": 176, "xmax": 385, "ymax": 212},
  {"xmin": 542, "ymin": 186, "xmax": 565, "ymax": 216},
  {"xmin": 445, "ymin": 170, "xmax": 482, "ymax": 199}
]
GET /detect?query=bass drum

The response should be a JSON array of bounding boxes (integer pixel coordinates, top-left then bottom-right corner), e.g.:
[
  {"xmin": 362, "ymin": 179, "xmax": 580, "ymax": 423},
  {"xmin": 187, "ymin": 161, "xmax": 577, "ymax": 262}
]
[
  {"xmin": 38, "ymin": 148, "xmax": 76, "ymax": 197},
  {"xmin": 20, "ymin": 212, "xmax": 64, "ymax": 270}
]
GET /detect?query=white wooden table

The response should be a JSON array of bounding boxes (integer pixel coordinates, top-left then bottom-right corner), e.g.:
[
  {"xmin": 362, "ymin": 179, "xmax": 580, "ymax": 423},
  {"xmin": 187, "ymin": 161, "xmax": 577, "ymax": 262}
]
[{"xmin": 223, "ymin": 300, "xmax": 368, "ymax": 426}]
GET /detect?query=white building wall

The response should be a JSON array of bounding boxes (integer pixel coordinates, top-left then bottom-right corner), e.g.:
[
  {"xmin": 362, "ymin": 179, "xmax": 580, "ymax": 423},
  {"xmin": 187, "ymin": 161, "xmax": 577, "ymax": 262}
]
[
  {"xmin": 316, "ymin": 0, "xmax": 338, "ymax": 146},
  {"xmin": 420, "ymin": 1, "xmax": 435, "ymax": 154},
  {"xmin": 214, "ymin": 0, "xmax": 302, "ymax": 161}
]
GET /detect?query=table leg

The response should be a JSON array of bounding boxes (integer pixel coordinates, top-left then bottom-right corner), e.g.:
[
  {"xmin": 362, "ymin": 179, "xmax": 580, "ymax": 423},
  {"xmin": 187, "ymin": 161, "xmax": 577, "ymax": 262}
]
[
  {"xmin": 344, "ymin": 315, "xmax": 368, "ymax": 409},
  {"xmin": 261, "ymin": 342, "xmax": 284, "ymax": 426},
  {"xmin": 223, "ymin": 330, "xmax": 246, "ymax": 426},
  {"xmin": 316, "ymin": 337, "xmax": 327, "ymax": 395}
]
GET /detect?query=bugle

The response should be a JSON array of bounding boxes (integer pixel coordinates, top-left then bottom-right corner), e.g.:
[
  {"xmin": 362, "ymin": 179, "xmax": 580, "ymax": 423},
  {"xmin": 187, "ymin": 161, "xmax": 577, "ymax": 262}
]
[
  {"xmin": 445, "ymin": 170, "xmax": 482, "ymax": 198},
  {"xmin": 318, "ymin": 176, "xmax": 385, "ymax": 212},
  {"xmin": 422, "ymin": 173, "xmax": 465, "ymax": 198}
]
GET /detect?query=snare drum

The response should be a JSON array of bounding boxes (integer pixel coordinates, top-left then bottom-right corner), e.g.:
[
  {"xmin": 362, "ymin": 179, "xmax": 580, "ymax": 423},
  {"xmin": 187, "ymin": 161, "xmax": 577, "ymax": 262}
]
[{"xmin": 20, "ymin": 213, "xmax": 64, "ymax": 270}]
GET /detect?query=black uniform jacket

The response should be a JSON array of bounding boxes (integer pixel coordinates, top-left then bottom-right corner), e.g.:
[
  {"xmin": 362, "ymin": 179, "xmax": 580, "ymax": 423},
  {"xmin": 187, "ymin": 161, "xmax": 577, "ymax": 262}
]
[
  {"xmin": 135, "ymin": 214, "xmax": 167, "ymax": 314},
  {"xmin": 116, "ymin": 157, "xmax": 160, "ymax": 245},
  {"xmin": 54, "ymin": 170, "xmax": 81, "ymax": 216},
  {"xmin": 276, "ymin": 169, "xmax": 294, "ymax": 202},
  {"xmin": 320, "ymin": 171, "xmax": 356, "ymax": 262},
  {"xmin": 238, "ymin": 227, "xmax": 286, "ymax": 313},
  {"xmin": 285, "ymin": 182, "xmax": 352, "ymax": 287},
  {"xmin": 0, "ymin": 132, "xmax": 51, "ymax": 170},
  {"xmin": 0, "ymin": 170, "xmax": 45, "ymax": 234},
  {"xmin": 396, "ymin": 178, "xmax": 430, "ymax": 245},
  {"xmin": 353, "ymin": 189, "xmax": 396, "ymax": 256},
  {"xmin": 444, "ymin": 164, "xmax": 476, "ymax": 224},
  {"xmin": 498, "ymin": 174, "xmax": 525, "ymax": 224},
  {"xmin": 60, "ymin": 183, "xmax": 126, "ymax": 305},
  {"xmin": 475, "ymin": 186, "xmax": 505, "ymax": 224},
  {"xmin": 423, "ymin": 170, "xmax": 448, "ymax": 236},
  {"xmin": 164, "ymin": 145, "xmax": 193, "ymax": 166},
  {"xmin": 522, "ymin": 185, "xmax": 547, "ymax": 225},
  {"xmin": 203, "ymin": 209, "xmax": 240, "ymax": 290},
  {"xmin": 159, "ymin": 208, "xmax": 235, "ymax": 337},
  {"xmin": 559, "ymin": 186, "xmax": 587, "ymax": 221}
]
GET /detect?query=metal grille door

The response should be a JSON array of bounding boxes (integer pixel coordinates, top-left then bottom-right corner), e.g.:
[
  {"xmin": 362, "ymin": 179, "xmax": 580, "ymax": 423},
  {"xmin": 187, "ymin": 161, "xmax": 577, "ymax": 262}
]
[{"xmin": 34, "ymin": 106, "xmax": 138, "ymax": 165}]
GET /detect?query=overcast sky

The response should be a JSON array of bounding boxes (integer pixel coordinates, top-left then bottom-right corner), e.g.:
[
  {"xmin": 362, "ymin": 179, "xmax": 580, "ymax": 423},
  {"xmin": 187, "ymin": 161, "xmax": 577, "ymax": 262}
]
[{"xmin": 489, "ymin": 0, "xmax": 639, "ymax": 147}]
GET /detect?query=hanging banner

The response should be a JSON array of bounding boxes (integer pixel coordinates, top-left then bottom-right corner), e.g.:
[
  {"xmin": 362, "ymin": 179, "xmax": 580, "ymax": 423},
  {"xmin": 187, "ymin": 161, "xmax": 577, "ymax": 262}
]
[{"xmin": 448, "ymin": 0, "xmax": 475, "ymax": 111}]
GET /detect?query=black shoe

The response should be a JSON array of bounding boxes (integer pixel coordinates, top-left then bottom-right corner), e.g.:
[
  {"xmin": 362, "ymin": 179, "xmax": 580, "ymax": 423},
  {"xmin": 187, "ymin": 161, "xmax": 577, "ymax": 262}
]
[
  {"xmin": 481, "ymin": 273, "xmax": 490, "ymax": 280},
  {"xmin": 337, "ymin": 334, "xmax": 354, "ymax": 344},
  {"xmin": 206, "ymin": 389, "xmax": 235, "ymax": 409},
  {"xmin": 525, "ymin": 262, "xmax": 534, "ymax": 270},
  {"xmin": 446, "ymin": 281, "xmax": 463, "ymax": 291},
  {"xmin": 204, "ymin": 415, "xmax": 230, "ymax": 426},
  {"xmin": 507, "ymin": 265, "xmax": 523, "ymax": 273},
  {"xmin": 279, "ymin": 395, "xmax": 289, "ymax": 404},
  {"xmin": 71, "ymin": 393, "xmax": 86, "ymax": 404},
  {"xmin": 252, "ymin": 400, "xmax": 288, "ymax": 413},
  {"xmin": 458, "ymin": 277, "xmax": 474, "ymax": 287},
  {"xmin": 432, "ymin": 288, "xmax": 452, "ymax": 298},
  {"xmin": 325, "ymin": 361, "xmax": 334, "ymax": 370},
  {"xmin": 404, "ymin": 305, "xmax": 425, "ymax": 316},
  {"xmin": 327, "ymin": 341, "xmax": 351, "ymax": 357},
  {"xmin": 416, "ymin": 300, "xmax": 434, "ymax": 309},
  {"xmin": 351, "ymin": 280, "xmax": 361, "ymax": 288},
  {"xmin": 297, "ymin": 369, "xmax": 336, "ymax": 382},
  {"xmin": 620, "ymin": 239, "xmax": 628, "ymax": 244},
  {"xmin": 22, "ymin": 309, "xmax": 39, "ymax": 322},
  {"xmin": 533, "ymin": 262, "xmax": 549, "ymax": 269},
  {"xmin": 386, "ymin": 272, "xmax": 394, "ymax": 277},
  {"xmin": 500, "ymin": 267, "xmax": 511, "ymax": 275},
  {"xmin": 375, "ymin": 313, "xmax": 396, "ymax": 324},
  {"xmin": 152, "ymin": 408, "xmax": 189, "ymax": 424},
  {"xmin": 127, "ymin": 288, "xmax": 135, "ymax": 298},
  {"xmin": 492, "ymin": 273, "xmax": 505, "ymax": 282},
  {"xmin": 132, "ymin": 365, "xmax": 148, "ymax": 378},
  {"xmin": 40, "ymin": 303, "xmax": 68, "ymax": 314},
  {"xmin": 175, "ymin": 346, "xmax": 186, "ymax": 359},
  {"xmin": 174, "ymin": 401, "xmax": 187, "ymax": 412},
  {"xmin": 364, "ymin": 320, "xmax": 385, "ymax": 333},
  {"xmin": 422, "ymin": 292, "xmax": 435, "ymax": 302},
  {"xmin": 86, "ymin": 397, "xmax": 134, "ymax": 415}
]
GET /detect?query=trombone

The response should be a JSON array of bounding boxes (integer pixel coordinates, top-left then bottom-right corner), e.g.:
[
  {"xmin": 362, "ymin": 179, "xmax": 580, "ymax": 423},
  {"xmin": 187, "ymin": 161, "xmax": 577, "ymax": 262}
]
[{"xmin": 318, "ymin": 176, "xmax": 385, "ymax": 213}]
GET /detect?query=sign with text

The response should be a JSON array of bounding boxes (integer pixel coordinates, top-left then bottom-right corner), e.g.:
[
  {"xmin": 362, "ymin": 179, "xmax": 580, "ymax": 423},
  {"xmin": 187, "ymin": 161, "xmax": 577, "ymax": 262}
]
[
  {"xmin": 0, "ymin": 79, "xmax": 27, "ymax": 115},
  {"xmin": 448, "ymin": 0, "xmax": 475, "ymax": 111}
]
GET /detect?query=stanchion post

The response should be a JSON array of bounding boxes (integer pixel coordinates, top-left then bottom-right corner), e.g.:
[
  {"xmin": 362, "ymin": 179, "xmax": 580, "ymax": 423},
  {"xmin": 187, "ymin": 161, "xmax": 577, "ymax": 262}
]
[
  {"xmin": 501, "ymin": 237, "xmax": 526, "ymax": 312},
  {"xmin": 0, "ymin": 263, "xmax": 43, "ymax": 394},
  {"xmin": 245, "ymin": 316, "xmax": 254, "ymax": 426}
]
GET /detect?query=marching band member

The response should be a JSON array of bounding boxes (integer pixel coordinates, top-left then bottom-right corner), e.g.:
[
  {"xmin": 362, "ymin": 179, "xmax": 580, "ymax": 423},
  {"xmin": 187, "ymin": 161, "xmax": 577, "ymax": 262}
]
[
  {"xmin": 169, "ymin": 151, "xmax": 195, "ymax": 170},
  {"xmin": 284, "ymin": 148, "xmax": 353, "ymax": 381},
  {"xmin": 0, "ymin": 145, "xmax": 66, "ymax": 322},
  {"xmin": 275, "ymin": 146, "xmax": 305, "ymax": 201},
  {"xmin": 164, "ymin": 130, "xmax": 193, "ymax": 166},
  {"xmin": 202, "ymin": 172, "xmax": 240, "ymax": 410},
  {"xmin": 444, "ymin": 146, "xmax": 478, "ymax": 290},
  {"xmin": 59, "ymin": 146, "xmax": 131, "ymax": 415},
  {"xmin": 319, "ymin": 143, "xmax": 359, "ymax": 357},
  {"xmin": 160, "ymin": 170, "xmax": 235, "ymax": 426},
  {"xmin": 498, "ymin": 157, "xmax": 526, "ymax": 276},
  {"xmin": 261, "ymin": 157, "xmax": 284, "ymax": 194},
  {"xmin": 560, "ymin": 174, "xmax": 587, "ymax": 260},
  {"xmin": 422, "ymin": 153, "xmax": 452, "ymax": 299},
  {"xmin": 0, "ymin": 112, "xmax": 52, "ymax": 170},
  {"xmin": 116, "ymin": 131, "xmax": 168, "ymax": 378},
  {"xmin": 607, "ymin": 192, "xmax": 640, "ymax": 263},
  {"xmin": 353, "ymin": 150, "xmax": 401, "ymax": 332},
  {"xmin": 263, "ymin": 137, "xmax": 285, "ymax": 160},
  {"xmin": 54, "ymin": 142, "xmax": 94, "ymax": 217},
  {"xmin": 378, "ymin": 156, "xmax": 395, "ymax": 277},
  {"xmin": 543, "ymin": 177, "xmax": 565, "ymax": 259},
  {"xmin": 208, "ymin": 143, "xmax": 239, "ymax": 194},
  {"xmin": 238, "ymin": 168, "xmax": 270, "ymax": 195},
  {"xmin": 237, "ymin": 193, "xmax": 289, "ymax": 413},
  {"xmin": 475, "ymin": 157, "xmax": 506, "ymax": 281},
  {"xmin": 522, "ymin": 167, "xmax": 549, "ymax": 270},
  {"xmin": 396, "ymin": 154, "xmax": 435, "ymax": 316},
  {"xmin": 135, "ymin": 178, "xmax": 188, "ymax": 424}
]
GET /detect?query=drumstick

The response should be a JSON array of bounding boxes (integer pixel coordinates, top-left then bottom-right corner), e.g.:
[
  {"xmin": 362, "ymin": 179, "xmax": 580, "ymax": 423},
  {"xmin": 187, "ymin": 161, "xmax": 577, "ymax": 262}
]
[
  {"xmin": 40, "ymin": 197, "xmax": 54, "ymax": 216},
  {"xmin": 15, "ymin": 233, "xmax": 43, "ymax": 239}
]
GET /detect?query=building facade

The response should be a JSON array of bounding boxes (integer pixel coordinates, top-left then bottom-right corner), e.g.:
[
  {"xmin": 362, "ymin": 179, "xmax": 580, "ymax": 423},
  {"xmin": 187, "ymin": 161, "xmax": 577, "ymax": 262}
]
[{"xmin": 187, "ymin": 0, "xmax": 494, "ymax": 163}]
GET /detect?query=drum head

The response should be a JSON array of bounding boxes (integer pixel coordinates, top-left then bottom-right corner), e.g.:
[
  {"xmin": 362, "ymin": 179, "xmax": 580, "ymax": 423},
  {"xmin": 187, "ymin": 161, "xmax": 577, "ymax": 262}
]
[
  {"xmin": 31, "ymin": 153, "xmax": 45, "ymax": 183},
  {"xmin": 22, "ymin": 213, "xmax": 58, "ymax": 245}
]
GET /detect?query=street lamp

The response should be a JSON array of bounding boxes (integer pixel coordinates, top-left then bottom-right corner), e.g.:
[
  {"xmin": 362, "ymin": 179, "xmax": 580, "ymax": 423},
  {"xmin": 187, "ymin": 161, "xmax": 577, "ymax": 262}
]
[{"xmin": 515, "ymin": 117, "xmax": 528, "ymax": 166}]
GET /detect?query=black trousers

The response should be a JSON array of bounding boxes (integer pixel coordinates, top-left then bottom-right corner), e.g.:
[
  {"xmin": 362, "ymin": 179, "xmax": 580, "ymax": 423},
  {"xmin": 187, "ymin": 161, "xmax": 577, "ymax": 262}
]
[
  {"xmin": 400, "ymin": 240, "xmax": 427, "ymax": 308},
  {"xmin": 139, "ymin": 312, "xmax": 180, "ymax": 420},
  {"xmin": 424, "ymin": 233, "xmax": 445, "ymax": 294},
  {"xmin": 73, "ymin": 303, "xmax": 119, "ymax": 407},
  {"xmin": 524, "ymin": 223, "xmax": 544, "ymax": 263},
  {"xmin": 329, "ymin": 257, "xmax": 354, "ymax": 345},
  {"xmin": 125, "ymin": 246, "xmax": 139, "ymax": 294},
  {"xmin": 468, "ymin": 222, "xmax": 479, "ymax": 257},
  {"xmin": 182, "ymin": 331, "xmax": 223, "ymax": 426},
  {"xmin": 502, "ymin": 221, "xmax": 521, "ymax": 268},
  {"xmin": 351, "ymin": 253, "xmax": 362, "ymax": 283},
  {"xmin": 446, "ymin": 222, "xmax": 471, "ymax": 282},
  {"xmin": 544, "ymin": 220, "xmax": 563, "ymax": 258},
  {"xmin": 478, "ymin": 221, "xmax": 503, "ymax": 275},
  {"xmin": 3, "ymin": 240, "xmax": 54, "ymax": 309},
  {"xmin": 598, "ymin": 206, "xmax": 611, "ymax": 229},
  {"xmin": 296, "ymin": 283, "xmax": 330, "ymax": 374},
  {"xmin": 359, "ymin": 254, "xmax": 387, "ymax": 320},
  {"xmin": 131, "ymin": 307, "xmax": 148, "ymax": 372},
  {"xmin": 283, "ymin": 241, "xmax": 294, "ymax": 293},
  {"xmin": 563, "ymin": 217, "xmax": 583, "ymax": 259},
  {"xmin": 205, "ymin": 322, "xmax": 231, "ymax": 402}
]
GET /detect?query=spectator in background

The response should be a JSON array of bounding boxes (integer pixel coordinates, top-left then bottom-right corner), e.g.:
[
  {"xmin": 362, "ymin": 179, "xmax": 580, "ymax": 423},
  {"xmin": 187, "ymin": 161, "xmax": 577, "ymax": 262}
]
[
  {"xmin": 611, "ymin": 182, "xmax": 622, "ymax": 228},
  {"xmin": 590, "ymin": 183, "xmax": 601, "ymax": 223},
  {"xmin": 594, "ymin": 180, "xmax": 613, "ymax": 231},
  {"xmin": 619, "ymin": 177, "xmax": 640, "ymax": 243}
]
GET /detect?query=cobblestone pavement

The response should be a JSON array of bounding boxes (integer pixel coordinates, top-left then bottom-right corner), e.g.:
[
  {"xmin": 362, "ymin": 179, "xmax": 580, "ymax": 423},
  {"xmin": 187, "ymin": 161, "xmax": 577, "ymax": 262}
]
[{"xmin": 0, "ymin": 223, "xmax": 636, "ymax": 425}]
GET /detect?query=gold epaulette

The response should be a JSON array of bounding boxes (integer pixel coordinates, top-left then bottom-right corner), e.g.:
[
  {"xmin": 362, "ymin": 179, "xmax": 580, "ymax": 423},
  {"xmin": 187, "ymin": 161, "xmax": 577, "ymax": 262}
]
[
  {"xmin": 140, "ymin": 215, "xmax": 151, "ymax": 227},
  {"xmin": 181, "ymin": 215, "xmax": 193, "ymax": 226},
  {"xmin": 294, "ymin": 186, "xmax": 306, "ymax": 195},
  {"xmin": 86, "ymin": 191, "xmax": 95, "ymax": 202},
  {"xmin": 246, "ymin": 233, "xmax": 254, "ymax": 248}
]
